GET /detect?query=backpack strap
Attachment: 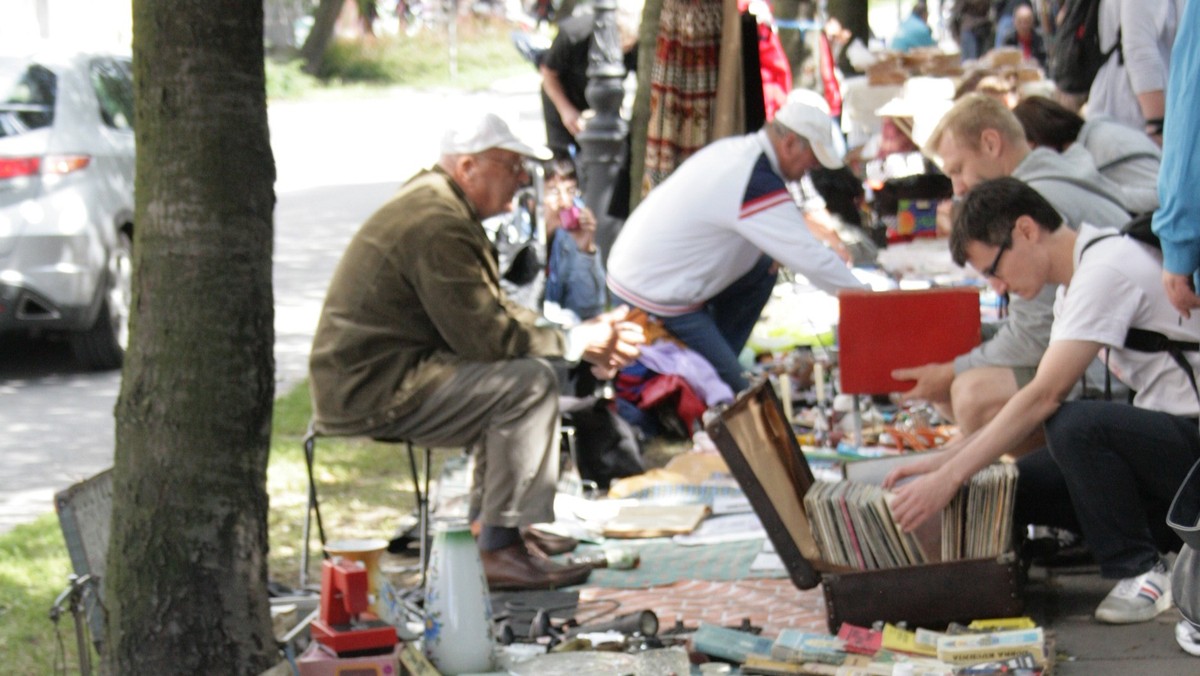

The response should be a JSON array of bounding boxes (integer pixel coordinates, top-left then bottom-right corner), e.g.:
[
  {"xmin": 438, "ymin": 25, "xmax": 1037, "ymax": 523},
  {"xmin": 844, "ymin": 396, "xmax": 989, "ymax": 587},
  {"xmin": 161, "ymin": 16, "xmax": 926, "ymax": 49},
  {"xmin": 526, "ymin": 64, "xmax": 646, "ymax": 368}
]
[
  {"xmin": 1124, "ymin": 328, "xmax": 1200, "ymax": 407},
  {"xmin": 1078, "ymin": 232, "xmax": 1199, "ymax": 407}
]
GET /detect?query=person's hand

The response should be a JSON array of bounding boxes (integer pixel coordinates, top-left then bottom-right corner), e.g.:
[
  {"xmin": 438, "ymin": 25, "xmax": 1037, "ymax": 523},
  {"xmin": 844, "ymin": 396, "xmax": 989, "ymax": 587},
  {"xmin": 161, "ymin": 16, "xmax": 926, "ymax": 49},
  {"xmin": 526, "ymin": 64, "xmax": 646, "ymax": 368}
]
[
  {"xmin": 892, "ymin": 362, "xmax": 955, "ymax": 405},
  {"xmin": 578, "ymin": 207, "xmax": 597, "ymax": 232},
  {"xmin": 805, "ymin": 213, "xmax": 853, "ymax": 264},
  {"xmin": 577, "ymin": 306, "xmax": 645, "ymax": 376},
  {"xmin": 888, "ymin": 468, "xmax": 961, "ymax": 532},
  {"xmin": 560, "ymin": 105, "xmax": 583, "ymax": 136},
  {"xmin": 881, "ymin": 449, "xmax": 952, "ymax": 489},
  {"xmin": 1163, "ymin": 270, "xmax": 1200, "ymax": 319}
]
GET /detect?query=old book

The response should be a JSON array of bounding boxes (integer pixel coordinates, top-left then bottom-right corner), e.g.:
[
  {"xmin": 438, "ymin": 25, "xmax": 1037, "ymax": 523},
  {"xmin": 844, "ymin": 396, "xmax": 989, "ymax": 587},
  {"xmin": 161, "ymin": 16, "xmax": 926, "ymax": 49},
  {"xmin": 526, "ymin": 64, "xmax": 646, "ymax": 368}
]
[
  {"xmin": 601, "ymin": 504, "xmax": 709, "ymax": 538},
  {"xmin": 838, "ymin": 288, "xmax": 981, "ymax": 395},
  {"xmin": 935, "ymin": 628, "xmax": 1045, "ymax": 666}
]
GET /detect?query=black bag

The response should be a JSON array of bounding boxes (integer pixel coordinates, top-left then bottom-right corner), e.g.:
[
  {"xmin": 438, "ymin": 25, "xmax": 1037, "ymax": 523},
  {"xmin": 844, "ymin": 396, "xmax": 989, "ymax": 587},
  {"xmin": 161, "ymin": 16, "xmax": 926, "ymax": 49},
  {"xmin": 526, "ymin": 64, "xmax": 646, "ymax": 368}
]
[
  {"xmin": 560, "ymin": 396, "xmax": 645, "ymax": 490},
  {"xmin": 1048, "ymin": 0, "xmax": 1120, "ymax": 95}
]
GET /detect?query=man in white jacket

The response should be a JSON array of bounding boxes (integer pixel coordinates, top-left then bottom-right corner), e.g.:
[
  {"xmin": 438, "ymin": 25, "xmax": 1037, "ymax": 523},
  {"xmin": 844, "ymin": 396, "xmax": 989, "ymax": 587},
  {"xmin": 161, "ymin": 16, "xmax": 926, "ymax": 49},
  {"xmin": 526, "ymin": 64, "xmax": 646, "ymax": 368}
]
[{"xmin": 606, "ymin": 97, "xmax": 863, "ymax": 392}]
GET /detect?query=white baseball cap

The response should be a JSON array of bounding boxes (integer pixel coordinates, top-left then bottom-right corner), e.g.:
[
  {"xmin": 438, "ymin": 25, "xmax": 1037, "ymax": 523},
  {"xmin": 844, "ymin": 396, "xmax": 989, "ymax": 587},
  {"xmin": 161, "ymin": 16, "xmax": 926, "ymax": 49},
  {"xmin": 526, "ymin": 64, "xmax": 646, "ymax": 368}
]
[
  {"xmin": 440, "ymin": 112, "xmax": 552, "ymax": 160},
  {"xmin": 772, "ymin": 97, "xmax": 844, "ymax": 169}
]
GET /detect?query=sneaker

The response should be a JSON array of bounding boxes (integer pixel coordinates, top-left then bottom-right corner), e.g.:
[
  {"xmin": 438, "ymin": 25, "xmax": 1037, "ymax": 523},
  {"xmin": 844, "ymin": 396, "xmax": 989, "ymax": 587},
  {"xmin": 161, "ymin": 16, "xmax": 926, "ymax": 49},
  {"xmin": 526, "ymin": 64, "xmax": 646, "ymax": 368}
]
[
  {"xmin": 1094, "ymin": 560, "xmax": 1172, "ymax": 624},
  {"xmin": 1176, "ymin": 620, "xmax": 1200, "ymax": 657}
]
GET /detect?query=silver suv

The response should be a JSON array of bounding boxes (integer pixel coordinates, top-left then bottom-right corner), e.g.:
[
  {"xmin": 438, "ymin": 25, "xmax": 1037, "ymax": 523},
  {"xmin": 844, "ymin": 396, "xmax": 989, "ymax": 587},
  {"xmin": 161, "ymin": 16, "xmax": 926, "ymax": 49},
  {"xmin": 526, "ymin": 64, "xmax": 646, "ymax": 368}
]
[{"xmin": 0, "ymin": 49, "xmax": 134, "ymax": 370}]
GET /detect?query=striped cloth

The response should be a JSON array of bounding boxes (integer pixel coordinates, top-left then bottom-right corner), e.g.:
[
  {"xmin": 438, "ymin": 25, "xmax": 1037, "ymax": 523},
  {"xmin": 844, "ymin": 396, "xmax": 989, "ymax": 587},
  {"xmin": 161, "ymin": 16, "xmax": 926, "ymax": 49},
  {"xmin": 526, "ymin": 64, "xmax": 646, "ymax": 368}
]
[{"xmin": 641, "ymin": 0, "xmax": 724, "ymax": 195}]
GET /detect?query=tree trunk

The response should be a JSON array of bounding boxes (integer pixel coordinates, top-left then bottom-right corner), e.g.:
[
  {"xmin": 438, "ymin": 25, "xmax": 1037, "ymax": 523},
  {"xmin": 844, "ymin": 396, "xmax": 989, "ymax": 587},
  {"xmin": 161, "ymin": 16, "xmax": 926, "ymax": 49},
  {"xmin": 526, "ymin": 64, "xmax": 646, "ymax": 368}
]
[
  {"xmin": 105, "ymin": 1, "xmax": 278, "ymax": 673},
  {"xmin": 301, "ymin": 0, "xmax": 345, "ymax": 75}
]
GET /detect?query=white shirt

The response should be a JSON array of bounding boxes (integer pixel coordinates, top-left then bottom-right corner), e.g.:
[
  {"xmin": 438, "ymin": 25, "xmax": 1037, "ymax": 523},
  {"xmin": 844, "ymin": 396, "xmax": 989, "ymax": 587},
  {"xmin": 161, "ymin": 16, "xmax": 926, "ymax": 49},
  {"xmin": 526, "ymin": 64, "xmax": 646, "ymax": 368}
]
[{"xmin": 1053, "ymin": 224, "xmax": 1200, "ymax": 415}]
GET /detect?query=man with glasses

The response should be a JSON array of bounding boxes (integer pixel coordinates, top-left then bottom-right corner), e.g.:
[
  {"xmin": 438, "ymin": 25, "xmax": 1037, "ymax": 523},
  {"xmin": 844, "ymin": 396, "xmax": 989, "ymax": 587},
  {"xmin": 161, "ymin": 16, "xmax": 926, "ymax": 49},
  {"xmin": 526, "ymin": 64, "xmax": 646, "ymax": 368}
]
[
  {"xmin": 886, "ymin": 177, "xmax": 1200, "ymax": 625},
  {"xmin": 894, "ymin": 94, "xmax": 1131, "ymax": 440},
  {"xmin": 309, "ymin": 112, "xmax": 645, "ymax": 590}
]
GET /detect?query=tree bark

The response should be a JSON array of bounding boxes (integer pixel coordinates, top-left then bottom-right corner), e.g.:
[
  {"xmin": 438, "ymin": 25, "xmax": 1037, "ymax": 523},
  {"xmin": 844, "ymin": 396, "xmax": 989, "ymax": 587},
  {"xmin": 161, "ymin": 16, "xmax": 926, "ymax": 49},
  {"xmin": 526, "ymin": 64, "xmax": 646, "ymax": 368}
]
[
  {"xmin": 301, "ymin": 0, "xmax": 345, "ymax": 75},
  {"xmin": 106, "ymin": 1, "xmax": 278, "ymax": 673}
]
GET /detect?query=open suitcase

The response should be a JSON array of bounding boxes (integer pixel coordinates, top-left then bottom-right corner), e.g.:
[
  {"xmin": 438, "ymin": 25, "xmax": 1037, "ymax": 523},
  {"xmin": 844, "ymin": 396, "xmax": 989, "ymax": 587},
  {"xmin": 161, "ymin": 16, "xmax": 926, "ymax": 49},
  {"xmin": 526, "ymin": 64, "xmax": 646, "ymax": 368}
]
[{"xmin": 704, "ymin": 382, "xmax": 1024, "ymax": 633}]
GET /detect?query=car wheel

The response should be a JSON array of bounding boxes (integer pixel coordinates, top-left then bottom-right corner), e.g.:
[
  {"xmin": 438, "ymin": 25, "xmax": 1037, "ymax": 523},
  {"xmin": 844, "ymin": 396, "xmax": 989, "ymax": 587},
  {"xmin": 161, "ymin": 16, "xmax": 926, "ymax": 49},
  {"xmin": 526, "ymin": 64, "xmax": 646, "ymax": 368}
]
[{"xmin": 72, "ymin": 230, "xmax": 132, "ymax": 370}]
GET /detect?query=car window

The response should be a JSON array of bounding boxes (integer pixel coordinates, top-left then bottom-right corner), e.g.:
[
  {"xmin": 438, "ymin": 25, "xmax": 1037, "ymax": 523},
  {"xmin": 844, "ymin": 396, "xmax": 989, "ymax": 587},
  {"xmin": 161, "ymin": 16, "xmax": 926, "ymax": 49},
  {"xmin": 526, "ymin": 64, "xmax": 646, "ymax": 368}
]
[
  {"xmin": 0, "ymin": 62, "xmax": 56, "ymax": 138},
  {"xmin": 91, "ymin": 58, "xmax": 134, "ymax": 131}
]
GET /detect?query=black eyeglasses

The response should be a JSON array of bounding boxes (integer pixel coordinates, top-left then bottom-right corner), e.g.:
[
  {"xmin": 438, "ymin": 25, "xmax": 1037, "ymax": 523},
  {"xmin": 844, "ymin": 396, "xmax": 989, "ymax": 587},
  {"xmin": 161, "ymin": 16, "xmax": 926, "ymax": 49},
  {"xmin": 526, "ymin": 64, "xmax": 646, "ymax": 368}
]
[
  {"xmin": 480, "ymin": 155, "xmax": 526, "ymax": 177},
  {"xmin": 982, "ymin": 236, "xmax": 1011, "ymax": 279}
]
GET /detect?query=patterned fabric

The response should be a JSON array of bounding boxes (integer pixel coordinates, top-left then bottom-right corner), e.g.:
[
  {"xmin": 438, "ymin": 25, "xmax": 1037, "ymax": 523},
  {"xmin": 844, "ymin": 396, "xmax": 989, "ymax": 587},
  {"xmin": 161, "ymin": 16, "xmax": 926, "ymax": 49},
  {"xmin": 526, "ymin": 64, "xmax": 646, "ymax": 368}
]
[{"xmin": 642, "ymin": 0, "xmax": 724, "ymax": 196}]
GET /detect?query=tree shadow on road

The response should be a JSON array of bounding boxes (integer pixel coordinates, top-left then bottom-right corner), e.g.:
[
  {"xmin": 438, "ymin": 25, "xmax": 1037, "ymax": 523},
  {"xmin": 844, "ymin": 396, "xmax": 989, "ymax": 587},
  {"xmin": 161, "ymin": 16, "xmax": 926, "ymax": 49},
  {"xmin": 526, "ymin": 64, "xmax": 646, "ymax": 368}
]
[{"xmin": 0, "ymin": 334, "xmax": 99, "ymax": 380}]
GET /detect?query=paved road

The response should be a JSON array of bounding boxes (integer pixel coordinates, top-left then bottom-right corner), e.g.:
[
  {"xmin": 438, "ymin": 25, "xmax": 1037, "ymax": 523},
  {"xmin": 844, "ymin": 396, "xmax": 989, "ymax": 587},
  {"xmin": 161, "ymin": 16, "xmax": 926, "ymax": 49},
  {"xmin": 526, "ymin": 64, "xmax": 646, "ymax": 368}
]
[{"xmin": 0, "ymin": 74, "xmax": 546, "ymax": 533}]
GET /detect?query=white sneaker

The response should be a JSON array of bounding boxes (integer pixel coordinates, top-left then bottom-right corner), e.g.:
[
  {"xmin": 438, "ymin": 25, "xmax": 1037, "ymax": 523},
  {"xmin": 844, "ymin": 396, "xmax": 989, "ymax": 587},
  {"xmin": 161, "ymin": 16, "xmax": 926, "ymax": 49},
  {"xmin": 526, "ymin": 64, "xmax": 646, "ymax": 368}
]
[
  {"xmin": 1176, "ymin": 620, "xmax": 1200, "ymax": 657},
  {"xmin": 1094, "ymin": 560, "xmax": 1172, "ymax": 624}
]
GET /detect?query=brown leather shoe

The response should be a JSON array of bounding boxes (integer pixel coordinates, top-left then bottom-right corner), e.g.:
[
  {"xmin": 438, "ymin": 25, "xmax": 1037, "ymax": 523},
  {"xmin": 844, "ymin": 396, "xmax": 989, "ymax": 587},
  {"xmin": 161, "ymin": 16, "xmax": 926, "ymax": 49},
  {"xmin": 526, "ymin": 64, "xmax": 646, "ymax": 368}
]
[
  {"xmin": 480, "ymin": 542, "xmax": 591, "ymax": 591},
  {"xmin": 521, "ymin": 526, "xmax": 579, "ymax": 558}
]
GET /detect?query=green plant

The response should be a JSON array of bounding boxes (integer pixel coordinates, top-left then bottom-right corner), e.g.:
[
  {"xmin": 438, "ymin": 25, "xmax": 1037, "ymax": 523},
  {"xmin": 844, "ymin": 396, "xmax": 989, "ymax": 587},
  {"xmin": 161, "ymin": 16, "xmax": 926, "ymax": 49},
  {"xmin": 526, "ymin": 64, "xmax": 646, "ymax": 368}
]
[
  {"xmin": 266, "ymin": 58, "xmax": 321, "ymax": 100},
  {"xmin": 317, "ymin": 16, "xmax": 531, "ymax": 90}
]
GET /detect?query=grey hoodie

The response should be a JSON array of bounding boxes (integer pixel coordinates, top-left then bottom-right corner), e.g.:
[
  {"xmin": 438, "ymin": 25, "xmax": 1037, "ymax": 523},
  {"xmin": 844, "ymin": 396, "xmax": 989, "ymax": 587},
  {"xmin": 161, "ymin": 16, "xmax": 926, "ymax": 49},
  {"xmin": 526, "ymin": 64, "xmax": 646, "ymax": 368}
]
[
  {"xmin": 1075, "ymin": 117, "xmax": 1162, "ymax": 214},
  {"xmin": 953, "ymin": 147, "xmax": 1133, "ymax": 373}
]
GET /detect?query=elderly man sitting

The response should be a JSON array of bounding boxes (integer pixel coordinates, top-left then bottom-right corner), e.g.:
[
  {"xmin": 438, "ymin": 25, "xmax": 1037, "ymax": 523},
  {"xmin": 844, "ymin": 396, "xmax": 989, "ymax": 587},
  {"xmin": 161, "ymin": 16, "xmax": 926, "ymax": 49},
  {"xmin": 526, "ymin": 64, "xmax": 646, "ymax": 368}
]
[{"xmin": 309, "ymin": 112, "xmax": 644, "ymax": 590}]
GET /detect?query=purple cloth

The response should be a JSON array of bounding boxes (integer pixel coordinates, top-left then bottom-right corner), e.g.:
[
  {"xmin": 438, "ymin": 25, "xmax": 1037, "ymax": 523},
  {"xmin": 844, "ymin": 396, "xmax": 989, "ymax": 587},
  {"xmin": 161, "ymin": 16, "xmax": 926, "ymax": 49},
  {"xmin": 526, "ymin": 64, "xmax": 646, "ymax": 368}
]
[{"xmin": 636, "ymin": 341, "xmax": 735, "ymax": 406}]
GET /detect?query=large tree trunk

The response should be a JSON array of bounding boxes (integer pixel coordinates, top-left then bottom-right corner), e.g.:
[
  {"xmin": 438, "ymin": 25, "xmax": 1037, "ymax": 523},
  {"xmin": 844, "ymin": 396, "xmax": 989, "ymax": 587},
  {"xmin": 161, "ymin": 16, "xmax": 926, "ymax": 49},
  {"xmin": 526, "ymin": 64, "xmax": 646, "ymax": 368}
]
[
  {"xmin": 301, "ymin": 0, "xmax": 345, "ymax": 75},
  {"xmin": 105, "ymin": 1, "xmax": 278, "ymax": 673}
]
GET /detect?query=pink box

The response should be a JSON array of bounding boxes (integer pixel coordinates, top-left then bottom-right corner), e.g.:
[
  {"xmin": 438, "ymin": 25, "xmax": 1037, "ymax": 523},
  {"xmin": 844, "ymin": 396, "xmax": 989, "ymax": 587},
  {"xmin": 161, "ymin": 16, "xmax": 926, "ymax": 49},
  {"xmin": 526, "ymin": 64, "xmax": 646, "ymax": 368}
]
[{"xmin": 297, "ymin": 642, "xmax": 401, "ymax": 676}]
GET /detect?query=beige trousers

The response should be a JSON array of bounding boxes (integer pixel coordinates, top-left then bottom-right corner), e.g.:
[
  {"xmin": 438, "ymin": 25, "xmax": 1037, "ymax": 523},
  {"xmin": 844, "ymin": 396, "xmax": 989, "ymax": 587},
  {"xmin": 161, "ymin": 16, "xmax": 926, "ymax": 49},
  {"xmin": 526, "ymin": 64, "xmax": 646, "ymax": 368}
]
[{"xmin": 368, "ymin": 358, "xmax": 560, "ymax": 528}]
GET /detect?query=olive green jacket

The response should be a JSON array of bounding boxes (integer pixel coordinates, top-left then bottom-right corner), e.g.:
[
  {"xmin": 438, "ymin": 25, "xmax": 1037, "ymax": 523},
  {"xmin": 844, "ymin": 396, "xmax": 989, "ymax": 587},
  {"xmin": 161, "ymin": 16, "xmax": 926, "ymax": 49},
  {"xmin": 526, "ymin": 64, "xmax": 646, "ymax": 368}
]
[{"xmin": 309, "ymin": 167, "xmax": 565, "ymax": 436}]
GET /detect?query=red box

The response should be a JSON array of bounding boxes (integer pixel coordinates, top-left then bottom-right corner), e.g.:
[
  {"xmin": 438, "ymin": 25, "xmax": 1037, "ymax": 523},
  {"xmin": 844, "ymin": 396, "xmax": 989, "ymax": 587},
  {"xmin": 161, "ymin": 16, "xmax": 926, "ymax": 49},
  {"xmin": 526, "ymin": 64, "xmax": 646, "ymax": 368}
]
[{"xmin": 837, "ymin": 288, "xmax": 982, "ymax": 394}]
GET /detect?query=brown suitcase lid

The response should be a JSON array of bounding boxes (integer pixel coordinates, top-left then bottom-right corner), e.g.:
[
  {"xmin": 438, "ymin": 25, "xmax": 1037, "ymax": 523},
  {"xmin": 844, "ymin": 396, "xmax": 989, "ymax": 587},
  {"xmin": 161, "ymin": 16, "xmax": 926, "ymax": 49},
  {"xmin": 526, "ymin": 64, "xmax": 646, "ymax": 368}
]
[{"xmin": 704, "ymin": 380, "xmax": 827, "ymax": 590}]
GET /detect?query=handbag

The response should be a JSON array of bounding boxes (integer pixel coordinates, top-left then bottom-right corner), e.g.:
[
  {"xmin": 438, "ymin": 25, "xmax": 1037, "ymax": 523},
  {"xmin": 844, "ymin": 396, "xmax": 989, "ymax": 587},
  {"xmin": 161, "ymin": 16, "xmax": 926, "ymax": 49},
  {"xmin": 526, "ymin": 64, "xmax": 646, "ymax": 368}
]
[
  {"xmin": 1169, "ymin": 457, "xmax": 1200, "ymax": 550},
  {"xmin": 1169, "ymin": 457, "xmax": 1200, "ymax": 625}
]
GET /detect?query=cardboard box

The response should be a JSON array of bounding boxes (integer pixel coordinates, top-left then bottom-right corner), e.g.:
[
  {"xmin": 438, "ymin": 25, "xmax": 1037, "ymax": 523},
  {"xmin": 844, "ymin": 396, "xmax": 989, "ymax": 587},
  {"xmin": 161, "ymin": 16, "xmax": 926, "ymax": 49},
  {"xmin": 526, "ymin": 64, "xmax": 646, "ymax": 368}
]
[
  {"xmin": 297, "ymin": 642, "xmax": 401, "ymax": 676},
  {"xmin": 705, "ymin": 383, "xmax": 1023, "ymax": 632}
]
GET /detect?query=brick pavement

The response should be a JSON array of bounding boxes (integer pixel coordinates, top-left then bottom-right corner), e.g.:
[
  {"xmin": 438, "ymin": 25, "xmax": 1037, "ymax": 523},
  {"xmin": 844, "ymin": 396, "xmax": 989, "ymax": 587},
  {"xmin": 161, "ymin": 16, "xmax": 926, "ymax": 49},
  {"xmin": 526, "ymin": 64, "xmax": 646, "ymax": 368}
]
[{"xmin": 578, "ymin": 578, "xmax": 829, "ymax": 639}]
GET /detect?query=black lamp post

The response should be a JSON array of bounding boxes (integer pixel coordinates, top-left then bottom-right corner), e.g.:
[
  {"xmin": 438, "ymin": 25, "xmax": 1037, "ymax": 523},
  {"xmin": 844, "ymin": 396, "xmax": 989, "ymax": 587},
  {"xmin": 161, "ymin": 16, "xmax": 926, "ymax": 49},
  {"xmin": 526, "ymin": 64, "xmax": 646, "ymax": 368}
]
[{"xmin": 577, "ymin": 0, "xmax": 629, "ymax": 263}]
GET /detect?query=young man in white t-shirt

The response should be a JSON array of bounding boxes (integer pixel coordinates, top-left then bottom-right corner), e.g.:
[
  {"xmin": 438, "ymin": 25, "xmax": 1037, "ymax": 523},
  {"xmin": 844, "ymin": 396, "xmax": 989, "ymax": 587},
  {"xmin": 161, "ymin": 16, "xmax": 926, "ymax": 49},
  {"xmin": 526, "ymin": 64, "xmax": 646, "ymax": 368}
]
[{"xmin": 883, "ymin": 177, "xmax": 1200, "ymax": 625}]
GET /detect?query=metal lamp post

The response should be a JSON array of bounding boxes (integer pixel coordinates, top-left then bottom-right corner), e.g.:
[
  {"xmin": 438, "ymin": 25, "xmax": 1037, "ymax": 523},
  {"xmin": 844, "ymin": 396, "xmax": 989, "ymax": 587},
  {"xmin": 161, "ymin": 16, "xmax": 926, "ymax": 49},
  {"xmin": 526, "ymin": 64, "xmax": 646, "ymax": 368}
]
[{"xmin": 577, "ymin": 0, "xmax": 629, "ymax": 262}]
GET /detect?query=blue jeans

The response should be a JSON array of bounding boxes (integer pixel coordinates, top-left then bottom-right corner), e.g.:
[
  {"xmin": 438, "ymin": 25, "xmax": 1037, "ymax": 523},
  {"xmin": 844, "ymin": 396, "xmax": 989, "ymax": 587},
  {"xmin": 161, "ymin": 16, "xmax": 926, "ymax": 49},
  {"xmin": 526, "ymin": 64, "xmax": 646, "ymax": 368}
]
[
  {"xmin": 994, "ymin": 15, "xmax": 1014, "ymax": 49},
  {"xmin": 1043, "ymin": 401, "xmax": 1200, "ymax": 578},
  {"xmin": 959, "ymin": 26, "xmax": 983, "ymax": 61},
  {"xmin": 621, "ymin": 255, "xmax": 777, "ymax": 392}
]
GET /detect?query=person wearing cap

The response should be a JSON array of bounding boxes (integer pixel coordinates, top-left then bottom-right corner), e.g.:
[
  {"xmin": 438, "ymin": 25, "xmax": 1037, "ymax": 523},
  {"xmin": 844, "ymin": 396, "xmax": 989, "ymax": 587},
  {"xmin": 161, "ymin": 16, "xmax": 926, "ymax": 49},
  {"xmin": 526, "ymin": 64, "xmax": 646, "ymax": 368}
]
[
  {"xmin": 309, "ymin": 112, "xmax": 645, "ymax": 591},
  {"xmin": 605, "ymin": 98, "xmax": 865, "ymax": 392}
]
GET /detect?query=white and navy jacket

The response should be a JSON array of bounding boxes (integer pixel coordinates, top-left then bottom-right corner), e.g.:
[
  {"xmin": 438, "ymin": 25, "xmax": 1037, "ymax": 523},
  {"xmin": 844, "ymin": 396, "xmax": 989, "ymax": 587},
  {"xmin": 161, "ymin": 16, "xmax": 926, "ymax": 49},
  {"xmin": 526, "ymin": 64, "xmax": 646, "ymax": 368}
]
[{"xmin": 607, "ymin": 130, "xmax": 863, "ymax": 316}]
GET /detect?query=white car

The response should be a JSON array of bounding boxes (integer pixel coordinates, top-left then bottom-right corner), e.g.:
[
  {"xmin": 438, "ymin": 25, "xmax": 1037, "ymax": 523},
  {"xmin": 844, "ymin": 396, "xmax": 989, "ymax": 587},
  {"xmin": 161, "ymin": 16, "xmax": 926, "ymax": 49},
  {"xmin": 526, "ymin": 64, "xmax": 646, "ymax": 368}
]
[{"xmin": 0, "ymin": 48, "xmax": 134, "ymax": 370}]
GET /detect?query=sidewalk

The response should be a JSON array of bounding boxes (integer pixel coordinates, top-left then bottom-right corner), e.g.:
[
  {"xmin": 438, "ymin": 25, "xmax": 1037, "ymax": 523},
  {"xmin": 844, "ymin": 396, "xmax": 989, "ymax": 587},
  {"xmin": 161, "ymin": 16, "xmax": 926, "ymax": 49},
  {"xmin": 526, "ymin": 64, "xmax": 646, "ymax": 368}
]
[{"xmin": 1025, "ymin": 563, "xmax": 1194, "ymax": 674}]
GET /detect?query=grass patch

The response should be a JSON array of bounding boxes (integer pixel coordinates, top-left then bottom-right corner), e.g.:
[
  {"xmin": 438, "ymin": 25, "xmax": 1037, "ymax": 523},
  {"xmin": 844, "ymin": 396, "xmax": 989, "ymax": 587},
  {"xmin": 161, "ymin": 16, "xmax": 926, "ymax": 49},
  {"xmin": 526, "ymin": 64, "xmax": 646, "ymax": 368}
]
[
  {"xmin": 0, "ymin": 517, "xmax": 94, "ymax": 675},
  {"xmin": 313, "ymin": 16, "xmax": 532, "ymax": 92}
]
